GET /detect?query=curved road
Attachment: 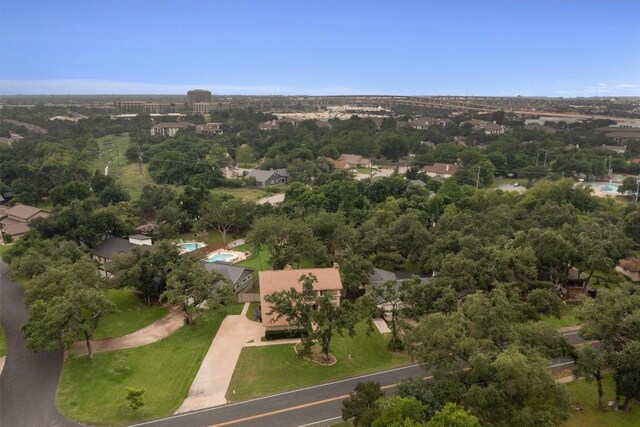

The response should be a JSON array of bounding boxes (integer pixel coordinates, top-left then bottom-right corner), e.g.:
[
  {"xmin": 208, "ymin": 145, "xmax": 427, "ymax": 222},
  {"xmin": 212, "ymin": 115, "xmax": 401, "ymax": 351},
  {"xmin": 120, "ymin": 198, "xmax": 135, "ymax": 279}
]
[{"xmin": 0, "ymin": 260, "xmax": 82, "ymax": 427}]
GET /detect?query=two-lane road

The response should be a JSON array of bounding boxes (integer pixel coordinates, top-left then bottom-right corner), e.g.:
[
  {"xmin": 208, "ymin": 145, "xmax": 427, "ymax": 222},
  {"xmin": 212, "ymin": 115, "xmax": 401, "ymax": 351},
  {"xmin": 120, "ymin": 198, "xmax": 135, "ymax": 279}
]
[
  {"xmin": 131, "ymin": 352, "xmax": 580, "ymax": 427},
  {"xmin": 0, "ymin": 260, "xmax": 82, "ymax": 427}
]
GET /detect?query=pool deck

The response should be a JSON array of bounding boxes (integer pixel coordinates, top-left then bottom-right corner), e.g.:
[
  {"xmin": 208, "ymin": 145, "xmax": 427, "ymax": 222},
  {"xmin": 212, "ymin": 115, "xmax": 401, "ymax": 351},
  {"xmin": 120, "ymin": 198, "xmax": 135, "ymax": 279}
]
[{"xmin": 205, "ymin": 249, "xmax": 249, "ymax": 263}]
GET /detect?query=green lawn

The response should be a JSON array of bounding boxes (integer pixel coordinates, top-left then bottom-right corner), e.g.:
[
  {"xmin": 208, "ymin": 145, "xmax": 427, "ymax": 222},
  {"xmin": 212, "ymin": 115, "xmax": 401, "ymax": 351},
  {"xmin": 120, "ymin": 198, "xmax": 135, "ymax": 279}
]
[
  {"xmin": 212, "ymin": 187, "xmax": 270, "ymax": 201},
  {"xmin": 226, "ymin": 322, "xmax": 412, "ymax": 402},
  {"xmin": 562, "ymin": 374, "xmax": 640, "ymax": 427},
  {"xmin": 245, "ymin": 302, "xmax": 260, "ymax": 322},
  {"xmin": 236, "ymin": 244, "xmax": 316, "ymax": 272},
  {"xmin": 173, "ymin": 230, "xmax": 243, "ymax": 249},
  {"xmin": 538, "ymin": 303, "xmax": 580, "ymax": 329},
  {"xmin": 57, "ymin": 312, "xmax": 226, "ymax": 426},
  {"xmin": 93, "ymin": 289, "xmax": 168, "ymax": 340},
  {"xmin": 0, "ymin": 324, "xmax": 7, "ymax": 357}
]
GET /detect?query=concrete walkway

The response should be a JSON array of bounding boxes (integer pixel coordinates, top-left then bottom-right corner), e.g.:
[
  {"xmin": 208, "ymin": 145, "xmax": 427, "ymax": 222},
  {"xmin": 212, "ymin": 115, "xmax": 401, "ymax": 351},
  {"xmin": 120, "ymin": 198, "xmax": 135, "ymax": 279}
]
[
  {"xmin": 71, "ymin": 307, "xmax": 184, "ymax": 356},
  {"xmin": 176, "ymin": 302, "xmax": 265, "ymax": 413},
  {"xmin": 0, "ymin": 356, "xmax": 5, "ymax": 376},
  {"xmin": 373, "ymin": 318, "xmax": 391, "ymax": 334}
]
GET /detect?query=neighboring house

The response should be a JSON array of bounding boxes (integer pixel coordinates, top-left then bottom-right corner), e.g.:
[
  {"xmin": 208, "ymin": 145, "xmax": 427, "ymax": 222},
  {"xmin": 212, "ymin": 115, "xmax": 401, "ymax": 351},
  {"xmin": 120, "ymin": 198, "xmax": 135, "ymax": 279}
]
[
  {"xmin": 246, "ymin": 168, "xmax": 289, "ymax": 187},
  {"xmin": 599, "ymin": 144, "xmax": 626, "ymax": 155},
  {"xmin": 338, "ymin": 154, "xmax": 371, "ymax": 168},
  {"xmin": 330, "ymin": 158, "xmax": 351, "ymax": 170},
  {"xmin": 368, "ymin": 268, "xmax": 430, "ymax": 321},
  {"xmin": 483, "ymin": 122, "xmax": 506, "ymax": 135},
  {"xmin": 565, "ymin": 267, "xmax": 590, "ymax": 288},
  {"xmin": 616, "ymin": 257, "xmax": 640, "ymax": 282},
  {"xmin": 204, "ymin": 261, "xmax": 255, "ymax": 293},
  {"xmin": 0, "ymin": 204, "xmax": 50, "ymax": 242},
  {"xmin": 604, "ymin": 130, "xmax": 640, "ymax": 144},
  {"xmin": 195, "ymin": 123, "xmax": 224, "ymax": 135},
  {"xmin": 315, "ymin": 120, "xmax": 333, "ymax": 129},
  {"xmin": 461, "ymin": 119, "xmax": 506, "ymax": 135},
  {"xmin": 91, "ymin": 236, "xmax": 154, "ymax": 278},
  {"xmin": 422, "ymin": 163, "xmax": 459, "ymax": 179},
  {"xmin": 150, "ymin": 122, "xmax": 192, "ymax": 136},
  {"xmin": 277, "ymin": 117, "xmax": 299, "ymax": 127},
  {"xmin": 258, "ymin": 121, "xmax": 279, "ymax": 131},
  {"xmin": 260, "ymin": 267, "xmax": 343, "ymax": 331},
  {"xmin": 408, "ymin": 179, "xmax": 427, "ymax": 187}
]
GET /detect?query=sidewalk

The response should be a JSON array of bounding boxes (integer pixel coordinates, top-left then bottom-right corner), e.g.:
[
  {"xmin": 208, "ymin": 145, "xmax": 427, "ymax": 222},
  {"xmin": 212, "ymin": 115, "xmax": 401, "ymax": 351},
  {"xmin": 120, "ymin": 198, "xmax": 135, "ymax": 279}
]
[
  {"xmin": 71, "ymin": 308, "xmax": 184, "ymax": 356},
  {"xmin": 176, "ymin": 303, "xmax": 265, "ymax": 413}
]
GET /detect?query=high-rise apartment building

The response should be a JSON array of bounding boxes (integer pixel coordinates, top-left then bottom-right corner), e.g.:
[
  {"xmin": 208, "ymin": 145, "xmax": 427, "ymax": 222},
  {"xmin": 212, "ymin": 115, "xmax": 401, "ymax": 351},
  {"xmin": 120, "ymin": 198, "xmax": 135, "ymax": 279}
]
[{"xmin": 187, "ymin": 90, "xmax": 212, "ymax": 108}]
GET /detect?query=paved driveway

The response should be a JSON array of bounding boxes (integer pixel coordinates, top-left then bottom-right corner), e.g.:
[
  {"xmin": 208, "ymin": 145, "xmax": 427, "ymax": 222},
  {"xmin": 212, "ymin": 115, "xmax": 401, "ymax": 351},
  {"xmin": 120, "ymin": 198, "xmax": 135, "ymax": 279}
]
[{"xmin": 0, "ymin": 260, "xmax": 82, "ymax": 427}]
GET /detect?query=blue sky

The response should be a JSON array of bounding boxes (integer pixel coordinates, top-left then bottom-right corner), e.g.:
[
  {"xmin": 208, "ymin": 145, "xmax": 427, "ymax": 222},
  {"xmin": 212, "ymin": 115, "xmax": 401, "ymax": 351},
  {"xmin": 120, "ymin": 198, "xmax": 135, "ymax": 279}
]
[{"xmin": 1, "ymin": 0, "xmax": 639, "ymax": 96}]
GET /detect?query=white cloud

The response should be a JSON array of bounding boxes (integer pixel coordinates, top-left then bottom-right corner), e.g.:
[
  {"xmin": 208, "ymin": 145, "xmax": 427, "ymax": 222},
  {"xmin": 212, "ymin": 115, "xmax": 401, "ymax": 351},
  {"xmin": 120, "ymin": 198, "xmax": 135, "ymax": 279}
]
[{"xmin": 0, "ymin": 79, "xmax": 364, "ymax": 96}]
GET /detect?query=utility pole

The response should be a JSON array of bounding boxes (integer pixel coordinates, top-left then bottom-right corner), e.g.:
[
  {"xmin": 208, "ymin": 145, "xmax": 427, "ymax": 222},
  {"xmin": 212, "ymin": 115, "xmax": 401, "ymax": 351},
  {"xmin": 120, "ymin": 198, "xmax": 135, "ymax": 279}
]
[
  {"xmin": 636, "ymin": 179, "xmax": 639, "ymax": 203},
  {"xmin": 543, "ymin": 149, "xmax": 548, "ymax": 167},
  {"xmin": 476, "ymin": 165, "xmax": 481, "ymax": 189}
]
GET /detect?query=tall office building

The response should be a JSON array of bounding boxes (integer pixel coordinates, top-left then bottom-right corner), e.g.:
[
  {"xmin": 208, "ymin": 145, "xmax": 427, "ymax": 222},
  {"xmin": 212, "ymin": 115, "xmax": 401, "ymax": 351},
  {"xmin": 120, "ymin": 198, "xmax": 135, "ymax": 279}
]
[{"xmin": 187, "ymin": 89, "xmax": 212, "ymax": 109}]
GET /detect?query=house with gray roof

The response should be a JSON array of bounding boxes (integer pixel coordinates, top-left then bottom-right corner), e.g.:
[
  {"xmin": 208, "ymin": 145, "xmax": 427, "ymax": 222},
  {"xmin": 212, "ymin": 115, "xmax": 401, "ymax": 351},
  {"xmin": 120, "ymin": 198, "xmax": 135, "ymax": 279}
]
[
  {"xmin": 91, "ymin": 236, "xmax": 154, "ymax": 277},
  {"xmin": 204, "ymin": 261, "xmax": 254, "ymax": 293},
  {"xmin": 246, "ymin": 168, "xmax": 289, "ymax": 187}
]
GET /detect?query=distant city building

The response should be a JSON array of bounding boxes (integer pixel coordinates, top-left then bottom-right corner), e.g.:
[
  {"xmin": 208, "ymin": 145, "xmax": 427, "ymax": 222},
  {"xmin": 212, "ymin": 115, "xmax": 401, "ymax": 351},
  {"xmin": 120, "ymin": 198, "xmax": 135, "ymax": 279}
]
[
  {"xmin": 114, "ymin": 101, "xmax": 184, "ymax": 113},
  {"xmin": 187, "ymin": 90, "xmax": 212, "ymax": 109},
  {"xmin": 151, "ymin": 122, "xmax": 192, "ymax": 137}
]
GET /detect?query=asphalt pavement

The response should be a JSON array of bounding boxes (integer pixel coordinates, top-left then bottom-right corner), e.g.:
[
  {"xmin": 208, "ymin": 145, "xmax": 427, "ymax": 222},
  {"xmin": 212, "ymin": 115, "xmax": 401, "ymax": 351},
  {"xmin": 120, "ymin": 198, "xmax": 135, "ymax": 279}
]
[{"xmin": 0, "ymin": 260, "xmax": 82, "ymax": 427}]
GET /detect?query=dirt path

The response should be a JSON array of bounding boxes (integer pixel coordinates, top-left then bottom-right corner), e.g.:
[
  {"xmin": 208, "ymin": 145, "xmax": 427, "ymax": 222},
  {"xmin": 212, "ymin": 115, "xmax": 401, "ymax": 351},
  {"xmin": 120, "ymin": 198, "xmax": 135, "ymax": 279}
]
[{"xmin": 71, "ymin": 307, "xmax": 184, "ymax": 356}]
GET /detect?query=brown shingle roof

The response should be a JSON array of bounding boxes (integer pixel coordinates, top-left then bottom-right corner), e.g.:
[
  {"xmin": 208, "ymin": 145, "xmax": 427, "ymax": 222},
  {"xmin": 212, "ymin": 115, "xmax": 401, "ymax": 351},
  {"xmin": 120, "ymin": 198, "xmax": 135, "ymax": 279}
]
[
  {"xmin": 260, "ymin": 268, "xmax": 343, "ymax": 328},
  {"xmin": 1, "ymin": 221, "xmax": 30, "ymax": 236},
  {"xmin": 422, "ymin": 163, "xmax": 458, "ymax": 176},
  {"xmin": 619, "ymin": 257, "xmax": 640, "ymax": 273},
  {"xmin": 5, "ymin": 204, "xmax": 46, "ymax": 221}
]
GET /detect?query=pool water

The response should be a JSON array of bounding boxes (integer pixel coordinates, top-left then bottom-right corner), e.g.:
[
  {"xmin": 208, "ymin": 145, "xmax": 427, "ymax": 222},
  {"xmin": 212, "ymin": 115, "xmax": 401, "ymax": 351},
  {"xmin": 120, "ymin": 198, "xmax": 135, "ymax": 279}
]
[
  {"xmin": 178, "ymin": 242, "xmax": 205, "ymax": 252},
  {"xmin": 602, "ymin": 184, "xmax": 619, "ymax": 193},
  {"xmin": 207, "ymin": 253, "xmax": 236, "ymax": 262}
]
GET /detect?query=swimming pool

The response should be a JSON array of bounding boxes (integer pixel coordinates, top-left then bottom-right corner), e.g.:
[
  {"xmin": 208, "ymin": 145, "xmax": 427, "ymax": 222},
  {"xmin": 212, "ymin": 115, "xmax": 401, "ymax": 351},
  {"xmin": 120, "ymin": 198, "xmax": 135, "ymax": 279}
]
[
  {"xmin": 178, "ymin": 242, "xmax": 206, "ymax": 252},
  {"xmin": 587, "ymin": 182, "xmax": 620, "ymax": 193},
  {"xmin": 206, "ymin": 252, "xmax": 236, "ymax": 262}
]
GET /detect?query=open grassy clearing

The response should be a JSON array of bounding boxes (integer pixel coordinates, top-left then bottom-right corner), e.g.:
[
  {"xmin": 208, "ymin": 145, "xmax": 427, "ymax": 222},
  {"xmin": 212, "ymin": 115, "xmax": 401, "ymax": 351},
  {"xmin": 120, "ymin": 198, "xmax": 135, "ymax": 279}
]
[
  {"xmin": 562, "ymin": 374, "xmax": 640, "ymax": 427},
  {"xmin": 211, "ymin": 187, "xmax": 270, "ymax": 201},
  {"xmin": 173, "ymin": 230, "xmax": 242, "ymax": 249},
  {"xmin": 57, "ymin": 311, "xmax": 226, "ymax": 426},
  {"xmin": 235, "ymin": 244, "xmax": 315, "ymax": 272},
  {"xmin": 538, "ymin": 303, "xmax": 580, "ymax": 329},
  {"xmin": 226, "ymin": 322, "xmax": 412, "ymax": 402},
  {"xmin": 93, "ymin": 289, "xmax": 168, "ymax": 340},
  {"xmin": 0, "ymin": 324, "xmax": 7, "ymax": 357}
]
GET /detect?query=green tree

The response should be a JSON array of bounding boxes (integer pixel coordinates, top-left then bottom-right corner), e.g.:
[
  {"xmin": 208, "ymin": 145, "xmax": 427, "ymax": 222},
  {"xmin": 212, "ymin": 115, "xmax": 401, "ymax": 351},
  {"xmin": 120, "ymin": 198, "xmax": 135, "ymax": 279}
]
[
  {"xmin": 341, "ymin": 381, "xmax": 385, "ymax": 426},
  {"xmin": 397, "ymin": 377, "xmax": 442, "ymax": 419},
  {"xmin": 161, "ymin": 256, "xmax": 234, "ymax": 325},
  {"xmin": 572, "ymin": 345, "xmax": 607, "ymax": 411},
  {"xmin": 373, "ymin": 396, "xmax": 426, "ymax": 427},
  {"xmin": 126, "ymin": 387, "xmax": 145, "ymax": 411},
  {"xmin": 22, "ymin": 258, "xmax": 117, "ymax": 359},
  {"xmin": 198, "ymin": 195, "xmax": 255, "ymax": 243},
  {"xmin": 265, "ymin": 273, "xmax": 355, "ymax": 360},
  {"xmin": 424, "ymin": 403, "xmax": 480, "ymax": 427},
  {"xmin": 372, "ymin": 279, "xmax": 413, "ymax": 351}
]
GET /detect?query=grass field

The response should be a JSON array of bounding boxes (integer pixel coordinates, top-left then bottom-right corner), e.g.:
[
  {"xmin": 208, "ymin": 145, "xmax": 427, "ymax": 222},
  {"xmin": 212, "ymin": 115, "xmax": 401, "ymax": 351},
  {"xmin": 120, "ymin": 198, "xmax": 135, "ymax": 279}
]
[
  {"xmin": 236, "ymin": 244, "xmax": 315, "ymax": 272},
  {"xmin": 562, "ymin": 374, "xmax": 640, "ymax": 427},
  {"xmin": 57, "ymin": 311, "xmax": 226, "ymax": 426},
  {"xmin": 212, "ymin": 187, "xmax": 270, "ymax": 201},
  {"xmin": 539, "ymin": 303, "xmax": 580, "ymax": 329},
  {"xmin": 226, "ymin": 322, "xmax": 412, "ymax": 402},
  {"xmin": 93, "ymin": 289, "xmax": 168, "ymax": 340},
  {"xmin": 0, "ymin": 324, "xmax": 7, "ymax": 357}
]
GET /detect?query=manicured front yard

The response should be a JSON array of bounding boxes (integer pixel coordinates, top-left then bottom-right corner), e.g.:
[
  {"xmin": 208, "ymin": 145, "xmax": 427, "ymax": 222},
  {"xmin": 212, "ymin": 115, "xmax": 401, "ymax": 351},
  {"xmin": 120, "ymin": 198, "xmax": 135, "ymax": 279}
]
[
  {"xmin": 226, "ymin": 323, "xmax": 412, "ymax": 402},
  {"xmin": 93, "ymin": 289, "xmax": 167, "ymax": 340},
  {"xmin": 57, "ymin": 312, "xmax": 226, "ymax": 426},
  {"xmin": 211, "ymin": 187, "xmax": 270, "ymax": 201},
  {"xmin": 0, "ymin": 325, "xmax": 7, "ymax": 357},
  {"xmin": 562, "ymin": 374, "xmax": 640, "ymax": 427}
]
